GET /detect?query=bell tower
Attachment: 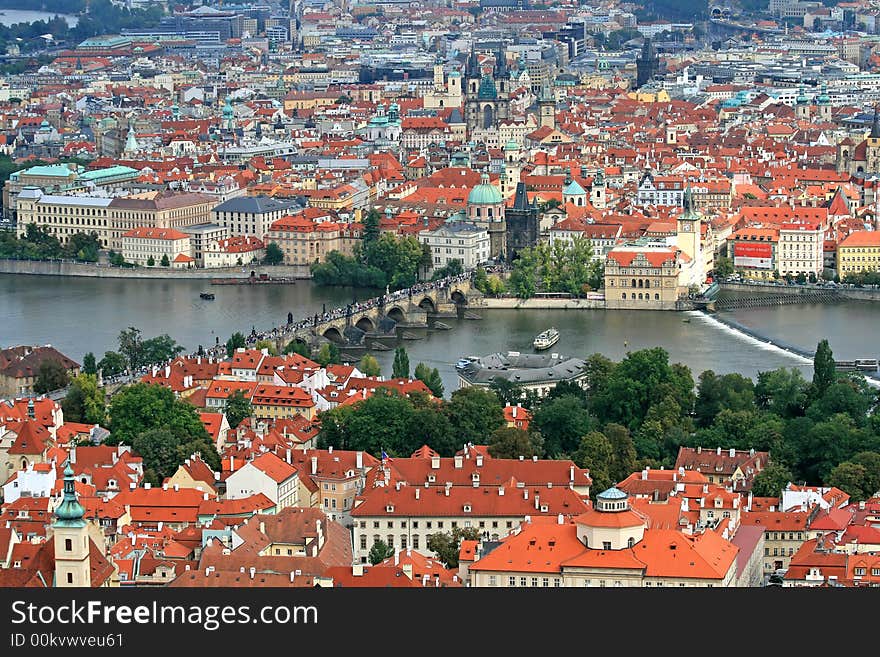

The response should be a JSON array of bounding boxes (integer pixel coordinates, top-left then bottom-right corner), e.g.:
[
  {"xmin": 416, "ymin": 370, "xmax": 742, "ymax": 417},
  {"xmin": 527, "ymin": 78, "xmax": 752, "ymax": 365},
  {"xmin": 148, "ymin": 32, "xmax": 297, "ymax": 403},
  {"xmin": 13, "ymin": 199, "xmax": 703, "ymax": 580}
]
[
  {"xmin": 53, "ymin": 461, "xmax": 91, "ymax": 587},
  {"xmin": 676, "ymin": 184, "xmax": 702, "ymax": 268}
]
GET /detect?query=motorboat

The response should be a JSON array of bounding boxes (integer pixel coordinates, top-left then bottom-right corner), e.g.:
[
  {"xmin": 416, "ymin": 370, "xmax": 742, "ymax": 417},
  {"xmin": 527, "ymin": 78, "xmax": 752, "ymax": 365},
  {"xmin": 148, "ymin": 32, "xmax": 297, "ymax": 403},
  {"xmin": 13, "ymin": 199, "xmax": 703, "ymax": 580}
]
[
  {"xmin": 200, "ymin": 292, "xmax": 215, "ymax": 300},
  {"xmin": 533, "ymin": 327, "xmax": 560, "ymax": 350}
]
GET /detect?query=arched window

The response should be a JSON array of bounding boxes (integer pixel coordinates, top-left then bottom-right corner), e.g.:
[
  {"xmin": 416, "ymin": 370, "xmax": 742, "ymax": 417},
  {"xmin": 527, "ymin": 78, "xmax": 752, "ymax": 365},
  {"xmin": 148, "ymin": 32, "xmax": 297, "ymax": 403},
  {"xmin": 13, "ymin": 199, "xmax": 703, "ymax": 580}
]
[
  {"xmin": 638, "ymin": 279, "xmax": 643, "ymax": 288},
  {"xmin": 631, "ymin": 279, "xmax": 636, "ymax": 288},
  {"xmin": 654, "ymin": 293, "xmax": 659, "ymax": 300},
  {"xmin": 644, "ymin": 280, "xmax": 651, "ymax": 289},
  {"xmin": 627, "ymin": 537, "xmax": 635, "ymax": 548},
  {"xmin": 638, "ymin": 293, "xmax": 643, "ymax": 300},
  {"xmin": 621, "ymin": 293, "xmax": 626, "ymax": 300}
]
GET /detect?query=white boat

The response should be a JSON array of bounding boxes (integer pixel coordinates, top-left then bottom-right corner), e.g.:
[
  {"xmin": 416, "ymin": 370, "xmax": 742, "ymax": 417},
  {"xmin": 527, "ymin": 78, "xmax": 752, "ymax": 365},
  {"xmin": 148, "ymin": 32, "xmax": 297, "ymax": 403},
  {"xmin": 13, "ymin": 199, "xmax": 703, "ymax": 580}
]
[{"xmin": 533, "ymin": 328, "xmax": 560, "ymax": 350}]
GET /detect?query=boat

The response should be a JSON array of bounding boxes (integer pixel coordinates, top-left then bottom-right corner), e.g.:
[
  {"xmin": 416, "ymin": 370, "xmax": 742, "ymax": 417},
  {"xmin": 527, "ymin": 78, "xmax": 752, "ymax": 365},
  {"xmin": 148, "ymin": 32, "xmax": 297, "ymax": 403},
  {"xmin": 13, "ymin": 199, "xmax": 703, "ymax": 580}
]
[
  {"xmin": 682, "ymin": 318, "xmax": 691, "ymax": 323},
  {"xmin": 455, "ymin": 356, "xmax": 479, "ymax": 370},
  {"xmin": 533, "ymin": 327, "xmax": 560, "ymax": 351},
  {"xmin": 200, "ymin": 292, "xmax": 215, "ymax": 300}
]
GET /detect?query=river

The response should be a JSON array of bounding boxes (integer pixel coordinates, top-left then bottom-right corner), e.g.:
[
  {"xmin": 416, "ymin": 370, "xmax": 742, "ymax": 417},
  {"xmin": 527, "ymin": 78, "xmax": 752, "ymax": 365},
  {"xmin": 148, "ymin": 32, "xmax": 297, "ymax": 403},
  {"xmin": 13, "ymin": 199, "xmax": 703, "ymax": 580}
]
[
  {"xmin": 0, "ymin": 9, "xmax": 78, "ymax": 26},
  {"xmin": 6, "ymin": 274, "xmax": 872, "ymax": 396}
]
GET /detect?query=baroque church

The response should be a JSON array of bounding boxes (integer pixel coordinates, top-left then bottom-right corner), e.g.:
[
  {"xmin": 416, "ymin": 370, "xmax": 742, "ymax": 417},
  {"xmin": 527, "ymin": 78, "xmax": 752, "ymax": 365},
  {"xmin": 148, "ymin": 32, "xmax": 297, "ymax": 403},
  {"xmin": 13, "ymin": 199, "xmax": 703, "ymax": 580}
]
[{"xmin": 464, "ymin": 49, "xmax": 511, "ymax": 144}]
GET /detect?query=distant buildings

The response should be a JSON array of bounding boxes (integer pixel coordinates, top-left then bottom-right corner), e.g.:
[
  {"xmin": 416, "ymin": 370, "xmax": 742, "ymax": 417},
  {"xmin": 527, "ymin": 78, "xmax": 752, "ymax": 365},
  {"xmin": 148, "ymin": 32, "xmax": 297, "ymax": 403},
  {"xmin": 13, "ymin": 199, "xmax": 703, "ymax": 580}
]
[
  {"xmin": 0, "ymin": 346, "xmax": 80, "ymax": 398},
  {"xmin": 456, "ymin": 352, "xmax": 588, "ymax": 397}
]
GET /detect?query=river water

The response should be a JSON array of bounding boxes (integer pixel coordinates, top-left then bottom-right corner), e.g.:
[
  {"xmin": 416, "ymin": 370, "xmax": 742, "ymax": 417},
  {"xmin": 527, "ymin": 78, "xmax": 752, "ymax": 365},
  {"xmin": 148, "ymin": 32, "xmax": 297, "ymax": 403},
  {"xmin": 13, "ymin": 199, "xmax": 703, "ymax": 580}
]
[
  {"xmin": 0, "ymin": 9, "xmax": 78, "ymax": 26},
  {"xmin": 2, "ymin": 274, "xmax": 876, "ymax": 397}
]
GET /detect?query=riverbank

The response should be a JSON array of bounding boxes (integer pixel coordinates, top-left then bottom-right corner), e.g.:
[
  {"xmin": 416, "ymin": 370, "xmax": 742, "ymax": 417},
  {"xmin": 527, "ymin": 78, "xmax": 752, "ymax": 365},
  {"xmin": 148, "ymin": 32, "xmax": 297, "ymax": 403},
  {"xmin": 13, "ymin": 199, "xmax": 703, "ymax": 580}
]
[
  {"xmin": 479, "ymin": 297, "xmax": 605, "ymax": 310},
  {"xmin": 0, "ymin": 258, "xmax": 312, "ymax": 280},
  {"xmin": 721, "ymin": 281, "xmax": 880, "ymax": 302}
]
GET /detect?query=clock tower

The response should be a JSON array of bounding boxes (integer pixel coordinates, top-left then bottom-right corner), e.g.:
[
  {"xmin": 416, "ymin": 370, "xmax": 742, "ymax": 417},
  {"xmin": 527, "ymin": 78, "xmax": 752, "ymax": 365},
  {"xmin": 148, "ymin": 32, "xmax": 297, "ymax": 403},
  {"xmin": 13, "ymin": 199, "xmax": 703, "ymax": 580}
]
[{"xmin": 676, "ymin": 184, "xmax": 702, "ymax": 270}]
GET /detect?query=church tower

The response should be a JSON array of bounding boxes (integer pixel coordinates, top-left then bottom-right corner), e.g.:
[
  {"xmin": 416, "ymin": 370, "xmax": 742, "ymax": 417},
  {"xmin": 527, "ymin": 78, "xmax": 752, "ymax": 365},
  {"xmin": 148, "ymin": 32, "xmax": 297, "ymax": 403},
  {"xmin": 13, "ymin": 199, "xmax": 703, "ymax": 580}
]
[
  {"xmin": 502, "ymin": 138, "xmax": 522, "ymax": 199},
  {"xmin": 592, "ymin": 168, "xmax": 607, "ymax": 210},
  {"xmin": 676, "ymin": 184, "xmax": 702, "ymax": 271},
  {"xmin": 795, "ymin": 86, "xmax": 810, "ymax": 121},
  {"xmin": 636, "ymin": 38, "xmax": 659, "ymax": 89},
  {"xmin": 867, "ymin": 108, "xmax": 880, "ymax": 174},
  {"xmin": 538, "ymin": 83, "xmax": 555, "ymax": 130},
  {"xmin": 464, "ymin": 48, "xmax": 510, "ymax": 137},
  {"xmin": 815, "ymin": 84, "xmax": 832, "ymax": 123},
  {"xmin": 53, "ymin": 461, "xmax": 91, "ymax": 587}
]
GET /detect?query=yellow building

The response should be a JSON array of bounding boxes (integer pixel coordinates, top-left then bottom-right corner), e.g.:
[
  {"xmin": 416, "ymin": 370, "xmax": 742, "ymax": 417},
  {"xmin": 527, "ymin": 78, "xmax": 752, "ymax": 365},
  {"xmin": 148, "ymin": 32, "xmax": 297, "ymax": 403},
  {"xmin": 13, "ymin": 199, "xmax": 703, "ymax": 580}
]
[
  {"xmin": 837, "ymin": 230, "xmax": 880, "ymax": 280},
  {"xmin": 604, "ymin": 244, "xmax": 690, "ymax": 310},
  {"xmin": 251, "ymin": 384, "xmax": 316, "ymax": 421}
]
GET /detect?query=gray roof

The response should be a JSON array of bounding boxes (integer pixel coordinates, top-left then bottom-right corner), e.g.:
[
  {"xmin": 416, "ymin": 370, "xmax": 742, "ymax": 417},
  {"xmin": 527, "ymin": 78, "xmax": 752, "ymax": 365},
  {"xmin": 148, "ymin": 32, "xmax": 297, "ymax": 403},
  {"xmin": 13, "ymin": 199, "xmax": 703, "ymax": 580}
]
[
  {"xmin": 598, "ymin": 487, "xmax": 628, "ymax": 500},
  {"xmin": 212, "ymin": 195, "xmax": 300, "ymax": 215},
  {"xmin": 457, "ymin": 351, "xmax": 586, "ymax": 386}
]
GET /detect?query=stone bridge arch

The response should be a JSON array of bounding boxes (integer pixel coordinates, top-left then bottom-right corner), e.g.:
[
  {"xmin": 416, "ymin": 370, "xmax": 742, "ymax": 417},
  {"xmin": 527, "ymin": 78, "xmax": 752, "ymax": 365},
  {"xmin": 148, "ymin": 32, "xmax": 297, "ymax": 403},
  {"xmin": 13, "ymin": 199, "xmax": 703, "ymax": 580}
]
[
  {"xmin": 417, "ymin": 296, "xmax": 437, "ymax": 313},
  {"xmin": 451, "ymin": 289, "xmax": 468, "ymax": 305},
  {"xmin": 322, "ymin": 327, "xmax": 344, "ymax": 343},
  {"xmin": 386, "ymin": 306, "xmax": 406, "ymax": 323},
  {"xmin": 355, "ymin": 316, "xmax": 376, "ymax": 333}
]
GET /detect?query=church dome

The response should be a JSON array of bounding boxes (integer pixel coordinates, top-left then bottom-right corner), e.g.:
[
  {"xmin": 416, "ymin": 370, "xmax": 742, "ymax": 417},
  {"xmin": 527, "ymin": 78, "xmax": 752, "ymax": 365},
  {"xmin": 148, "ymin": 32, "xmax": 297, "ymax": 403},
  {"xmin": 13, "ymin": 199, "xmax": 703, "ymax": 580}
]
[
  {"xmin": 503, "ymin": 139, "xmax": 519, "ymax": 152},
  {"xmin": 468, "ymin": 174, "xmax": 502, "ymax": 205},
  {"xmin": 796, "ymin": 86, "xmax": 809, "ymax": 105},
  {"xmin": 54, "ymin": 462, "xmax": 85, "ymax": 526},
  {"xmin": 816, "ymin": 85, "xmax": 831, "ymax": 105}
]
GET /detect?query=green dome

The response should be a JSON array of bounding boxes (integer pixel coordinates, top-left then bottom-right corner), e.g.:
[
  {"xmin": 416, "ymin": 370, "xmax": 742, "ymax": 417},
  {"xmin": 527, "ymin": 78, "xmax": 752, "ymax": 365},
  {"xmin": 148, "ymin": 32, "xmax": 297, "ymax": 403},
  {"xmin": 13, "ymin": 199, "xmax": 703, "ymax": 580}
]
[
  {"xmin": 563, "ymin": 179, "xmax": 586, "ymax": 196},
  {"xmin": 796, "ymin": 86, "xmax": 809, "ymax": 104},
  {"xmin": 468, "ymin": 174, "xmax": 502, "ymax": 205},
  {"xmin": 503, "ymin": 139, "xmax": 519, "ymax": 151},
  {"xmin": 816, "ymin": 84, "xmax": 830, "ymax": 105},
  {"xmin": 54, "ymin": 462, "xmax": 85, "ymax": 527}
]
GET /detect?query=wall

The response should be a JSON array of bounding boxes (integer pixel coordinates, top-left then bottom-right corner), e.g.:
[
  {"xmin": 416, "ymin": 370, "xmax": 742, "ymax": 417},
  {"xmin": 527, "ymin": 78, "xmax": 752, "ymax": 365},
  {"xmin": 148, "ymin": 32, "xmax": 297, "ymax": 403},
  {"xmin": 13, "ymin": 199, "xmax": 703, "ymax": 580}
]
[
  {"xmin": 720, "ymin": 282, "xmax": 880, "ymax": 302},
  {"xmin": 0, "ymin": 259, "xmax": 312, "ymax": 280},
  {"xmin": 480, "ymin": 297, "xmax": 605, "ymax": 310}
]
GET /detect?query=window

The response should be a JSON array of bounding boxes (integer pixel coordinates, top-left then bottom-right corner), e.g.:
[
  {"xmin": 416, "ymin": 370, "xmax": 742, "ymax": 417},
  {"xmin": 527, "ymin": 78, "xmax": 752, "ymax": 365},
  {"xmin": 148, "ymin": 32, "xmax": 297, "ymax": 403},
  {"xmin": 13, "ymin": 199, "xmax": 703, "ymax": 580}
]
[
  {"xmin": 583, "ymin": 579, "xmax": 591, "ymax": 587},
  {"xmin": 437, "ymin": 521, "xmax": 444, "ymax": 528},
  {"xmin": 554, "ymin": 578, "xmax": 561, "ymax": 587},
  {"xmin": 855, "ymin": 567, "xmax": 866, "ymax": 576},
  {"xmin": 508, "ymin": 576, "xmax": 516, "ymax": 587},
  {"xmin": 520, "ymin": 577, "xmax": 527, "ymax": 587},
  {"xmin": 542, "ymin": 577, "xmax": 549, "ymax": 587},
  {"xmin": 413, "ymin": 535, "xmax": 419, "ymax": 549},
  {"xmin": 360, "ymin": 536, "xmax": 367, "ymax": 549},
  {"xmin": 531, "ymin": 577, "xmax": 538, "ymax": 587},
  {"xmin": 67, "ymin": 573, "xmax": 73, "ymax": 584},
  {"xmin": 488, "ymin": 575, "xmax": 497, "ymax": 586},
  {"xmin": 65, "ymin": 538, "xmax": 72, "ymax": 552},
  {"xmin": 602, "ymin": 541, "xmax": 611, "ymax": 550}
]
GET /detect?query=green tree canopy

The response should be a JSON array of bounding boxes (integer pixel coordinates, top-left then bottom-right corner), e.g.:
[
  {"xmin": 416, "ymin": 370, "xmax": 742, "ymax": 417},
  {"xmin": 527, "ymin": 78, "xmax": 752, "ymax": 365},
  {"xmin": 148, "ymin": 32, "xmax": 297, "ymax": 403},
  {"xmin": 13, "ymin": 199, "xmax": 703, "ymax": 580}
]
[
  {"xmin": 224, "ymin": 390, "xmax": 253, "ymax": 429},
  {"xmin": 264, "ymin": 242, "xmax": 284, "ymax": 265},
  {"xmin": 750, "ymin": 462, "xmax": 794, "ymax": 498},
  {"xmin": 61, "ymin": 374, "xmax": 105, "ymax": 425},
  {"xmin": 226, "ymin": 331, "xmax": 247, "ymax": 358},
  {"xmin": 826, "ymin": 461, "xmax": 872, "ymax": 501},
  {"xmin": 368, "ymin": 539, "xmax": 394, "ymax": 565},
  {"xmin": 443, "ymin": 387, "xmax": 505, "ymax": 448},
  {"xmin": 359, "ymin": 354, "xmax": 381, "ymax": 377},
  {"xmin": 414, "ymin": 362, "xmax": 444, "ymax": 397},
  {"xmin": 284, "ymin": 341, "xmax": 312, "ymax": 358},
  {"xmin": 811, "ymin": 339, "xmax": 837, "ymax": 399},
  {"xmin": 755, "ymin": 368, "xmax": 809, "ymax": 419},
  {"xmin": 82, "ymin": 352, "xmax": 97, "ymax": 376},
  {"xmin": 317, "ymin": 342, "xmax": 341, "ymax": 367},
  {"xmin": 694, "ymin": 370, "xmax": 755, "ymax": 428},
  {"xmin": 487, "ymin": 426, "xmax": 544, "ymax": 459},
  {"xmin": 392, "ymin": 347, "xmax": 410, "ymax": 379},
  {"xmin": 107, "ymin": 383, "xmax": 210, "ymax": 447},
  {"xmin": 33, "ymin": 359, "xmax": 69, "ymax": 394},
  {"xmin": 532, "ymin": 394, "xmax": 594, "ymax": 457},
  {"xmin": 254, "ymin": 339, "xmax": 278, "ymax": 356},
  {"xmin": 118, "ymin": 326, "xmax": 144, "ymax": 371},
  {"xmin": 573, "ymin": 430, "xmax": 614, "ymax": 495},
  {"xmin": 427, "ymin": 527, "xmax": 481, "ymax": 568},
  {"xmin": 97, "ymin": 351, "xmax": 127, "ymax": 377}
]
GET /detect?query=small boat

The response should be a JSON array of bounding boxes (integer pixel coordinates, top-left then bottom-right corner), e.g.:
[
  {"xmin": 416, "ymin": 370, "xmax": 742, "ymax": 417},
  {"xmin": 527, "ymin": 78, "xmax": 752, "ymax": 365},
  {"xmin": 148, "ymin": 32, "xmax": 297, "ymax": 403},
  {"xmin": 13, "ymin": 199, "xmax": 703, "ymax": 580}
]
[
  {"xmin": 533, "ymin": 327, "xmax": 560, "ymax": 351},
  {"xmin": 200, "ymin": 292, "xmax": 215, "ymax": 300},
  {"xmin": 455, "ymin": 356, "xmax": 479, "ymax": 370},
  {"xmin": 682, "ymin": 318, "xmax": 691, "ymax": 323},
  {"xmin": 433, "ymin": 321, "xmax": 452, "ymax": 330}
]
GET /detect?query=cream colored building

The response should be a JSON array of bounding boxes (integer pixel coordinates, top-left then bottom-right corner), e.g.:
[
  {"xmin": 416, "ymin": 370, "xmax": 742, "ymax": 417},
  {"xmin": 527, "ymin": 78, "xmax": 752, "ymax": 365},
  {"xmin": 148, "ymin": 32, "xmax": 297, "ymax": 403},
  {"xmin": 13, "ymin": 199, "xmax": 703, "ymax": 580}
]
[
  {"xmin": 203, "ymin": 235, "xmax": 265, "ymax": 268},
  {"xmin": 604, "ymin": 243, "xmax": 691, "ymax": 310},
  {"xmin": 16, "ymin": 188, "xmax": 214, "ymax": 251},
  {"xmin": 121, "ymin": 227, "xmax": 193, "ymax": 267},
  {"xmin": 778, "ymin": 220, "xmax": 825, "ymax": 276}
]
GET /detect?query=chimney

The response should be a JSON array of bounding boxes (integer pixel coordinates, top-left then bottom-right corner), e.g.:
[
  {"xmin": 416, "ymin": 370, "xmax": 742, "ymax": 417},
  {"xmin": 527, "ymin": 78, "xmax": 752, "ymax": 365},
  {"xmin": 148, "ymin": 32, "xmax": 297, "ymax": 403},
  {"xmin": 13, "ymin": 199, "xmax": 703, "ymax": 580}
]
[
  {"xmin": 311, "ymin": 456, "xmax": 318, "ymax": 475},
  {"xmin": 203, "ymin": 492, "xmax": 209, "ymax": 500},
  {"xmin": 145, "ymin": 482, "xmax": 151, "ymax": 490},
  {"xmin": 749, "ymin": 448, "xmax": 755, "ymax": 457},
  {"xmin": 697, "ymin": 446, "xmax": 701, "ymax": 454},
  {"xmin": 259, "ymin": 521, "xmax": 265, "ymax": 534},
  {"xmin": 476, "ymin": 454, "xmax": 483, "ymax": 467},
  {"xmin": 454, "ymin": 455, "xmax": 463, "ymax": 469},
  {"xmin": 729, "ymin": 448, "xmax": 735, "ymax": 458},
  {"xmin": 523, "ymin": 489, "xmax": 529, "ymax": 500},
  {"xmin": 290, "ymin": 571, "xmax": 296, "ymax": 584},
  {"xmin": 498, "ymin": 486, "xmax": 505, "ymax": 496},
  {"xmin": 415, "ymin": 488, "xmax": 420, "ymax": 499},
  {"xmin": 328, "ymin": 446, "xmax": 333, "ymax": 454},
  {"xmin": 641, "ymin": 468, "xmax": 648, "ymax": 480},
  {"xmin": 173, "ymin": 484, "xmax": 179, "ymax": 492},
  {"xmin": 249, "ymin": 567, "xmax": 255, "ymax": 580},
  {"xmin": 352, "ymin": 563, "xmax": 364, "ymax": 576},
  {"xmin": 535, "ymin": 493, "xmax": 539, "ymax": 509},
  {"xmin": 27, "ymin": 399, "xmax": 34, "ymax": 419},
  {"xmin": 356, "ymin": 451, "xmax": 363, "ymax": 469},
  {"xmin": 69, "ymin": 445, "xmax": 76, "ymax": 465},
  {"xmin": 286, "ymin": 448, "xmax": 291, "ymax": 464},
  {"xmin": 532, "ymin": 455, "xmax": 538, "ymax": 462}
]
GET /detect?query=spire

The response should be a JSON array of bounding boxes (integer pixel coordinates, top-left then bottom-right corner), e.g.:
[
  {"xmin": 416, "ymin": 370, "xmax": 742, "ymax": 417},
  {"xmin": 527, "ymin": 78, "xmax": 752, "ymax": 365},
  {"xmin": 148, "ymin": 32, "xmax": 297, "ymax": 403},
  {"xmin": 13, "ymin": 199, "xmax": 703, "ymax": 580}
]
[
  {"xmin": 871, "ymin": 107, "xmax": 880, "ymax": 140},
  {"xmin": 467, "ymin": 49, "xmax": 481, "ymax": 79},
  {"xmin": 681, "ymin": 183, "xmax": 699, "ymax": 220},
  {"xmin": 54, "ymin": 462, "xmax": 86, "ymax": 527},
  {"xmin": 494, "ymin": 50, "xmax": 507, "ymax": 78},
  {"xmin": 124, "ymin": 127, "xmax": 139, "ymax": 153},
  {"xmin": 513, "ymin": 181, "xmax": 529, "ymax": 210}
]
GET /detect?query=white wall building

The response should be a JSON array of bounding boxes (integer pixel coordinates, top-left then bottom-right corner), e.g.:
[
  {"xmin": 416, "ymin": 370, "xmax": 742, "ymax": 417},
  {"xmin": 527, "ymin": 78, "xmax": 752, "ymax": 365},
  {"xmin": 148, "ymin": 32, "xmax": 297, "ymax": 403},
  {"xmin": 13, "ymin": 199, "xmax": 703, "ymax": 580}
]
[
  {"xmin": 419, "ymin": 222, "xmax": 490, "ymax": 270},
  {"xmin": 224, "ymin": 452, "xmax": 299, "ymax": 510}
]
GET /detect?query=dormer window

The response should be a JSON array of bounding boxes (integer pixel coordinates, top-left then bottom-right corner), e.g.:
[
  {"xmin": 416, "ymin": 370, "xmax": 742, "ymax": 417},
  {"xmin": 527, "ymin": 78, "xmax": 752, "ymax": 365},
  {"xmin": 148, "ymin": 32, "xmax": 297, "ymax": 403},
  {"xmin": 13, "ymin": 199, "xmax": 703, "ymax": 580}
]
[
  {"xmin": 385, "ymin": 505, "xmax": 394, "ymax": 513},
  {"xmin": 428, "ymin": 474, "xmax": 435, "ymax": 483},
  {"xmin": 463, "ymin": 504, "xmax": 472, "ymax": 513}
]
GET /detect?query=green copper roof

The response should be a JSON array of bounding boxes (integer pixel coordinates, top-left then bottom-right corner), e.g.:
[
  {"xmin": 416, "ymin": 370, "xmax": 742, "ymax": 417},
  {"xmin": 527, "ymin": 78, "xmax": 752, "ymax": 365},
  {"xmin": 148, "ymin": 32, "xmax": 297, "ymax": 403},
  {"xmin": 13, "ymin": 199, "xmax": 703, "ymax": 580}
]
[
  {"xmin": 563, "ymin": 179, "xmax": 586, "ymax": 196},
  {"xmin": 477, "ymin": 74, "xmax": 498, "ymax": 100},
  {"xmin": 468, "ymin": 174, "xmax": 502, "ymax": 205},
  {"xmin": 13, "ymin": 164, "xmax": 76, "ymax": 179},
  {"xmin": 79, "ymin": 165, "xmax": 139, "ymax": 181},
  {"xmin": 503, "ymin": 139, "xmax": 519, "ymax": 151},
  {"xmin": 54, "ymin": 462, "xmax": 86, "ymax": 528}
]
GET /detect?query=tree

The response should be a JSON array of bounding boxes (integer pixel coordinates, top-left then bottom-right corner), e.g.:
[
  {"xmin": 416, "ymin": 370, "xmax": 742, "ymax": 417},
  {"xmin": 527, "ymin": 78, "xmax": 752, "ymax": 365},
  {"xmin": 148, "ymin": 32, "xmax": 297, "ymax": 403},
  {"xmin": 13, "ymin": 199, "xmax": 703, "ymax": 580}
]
[
  {"xmin": 750, "ymin": 462, "xmax": 794, "ymax": 498},
  {"xmin": 106, "ymin": 382, "xmax": 210, "ymax": 447},
  {"xmin": 33, "ymin": 359, "xmax": 69, "ymax": 394},
  {"xmin": 141, "ymin": 334, "xmax": 184, "ymax": 364},
  {"xmin": 826, "ymin": 461, "xmax": 872, "ymax": 501},
  {"xmin": 146, "ymin": 255, "xmax": 155, "ymax": 267},
  {"xmin": 414, "ymin": 362, "xmax": 444, "ymax": 397},
  {"xmin": 160, "ymin": 253, "xmax": 170, "ymax": 267},
  {"xmin": 226, "ymin": 331, "xmax": 246, "ymax": 358},
  {"xmin": 583, "ymin": 353, "xmax": 615, "ymax": 398},
  {"xmin": 368, "ymin": 539, "xmax": 394, "ymax": 565},
  {"xmin": 131, "ymin": 427, "xmax": 183, "ymax": 485},
  {"xmin": 97, "ymin": 351, "xmax": 127, "ymax": 377},
  {"xmin": 754, "ymin": 368, "xmax": 809, "ymax": 418},
  {"xmin": 359, "ymin": 354, "xmax": 381, "ymax": 377},
  {"xmin": 61, "ymin": 374, "xmax": 105, "ymax": 425},
  {"xmin": 532, "ymin": 395, "xmax": 594, "ymax": 457},
  {"xmin": 318, "ymin": 389, "xmax": 418, "ymax": 456},
  {"xmin": 694, "ymin": 370, "xmax": 755, "ymax": 428},
  {"xmin": 108, "ymin": 251, "xmax": 127, "ymax": 266},
  {"xmin": 316, "ymin": 342, "xmax": 341, "ymax": 367},
  {"xmin": 811, "ymin": 339, "xmax": 836, "ymax": 399},
  {"xmin": 82, "ymin": 352, "xmax": 97, "ymax": 376},
  {"xmin": 118, "ymin": 326, "xmax": 144, "ymax": 371},
  {"xmin": 443, "ymin": 387, "xmax": 505, "ymax": 447},
  {"xmin": 254, "ymin": 339, "xmax": 278, "ymax": 356},
  {"xmin": 473, "ymin": 266, "xmax": 489, "ymax": 293},
  {"xmin": 488, "ymin": 377, "xmax": 524, "ymax": 406},
  {"xmin": 487, "ymin": 426, "xmax": 543, "ymax": 459},
  {"xmin": 427, "ymin": 527, "xmax": 481, "ymax": 568},
  {"xmin": 545, "ymin": 380, "xmax": 588, "ymax": 405},
  {"xmin": 851, "ymin": 452, "xmax": 880, "ymax": 499},
  {"xmin": 392, "ymin": 347, "xmax": 410, "ymax": 379},
  {"xmin": 573, "ymin": 431, "xmax": 614, "ymax": 495},
  {"xmin": 224, "ymin": 390, "xmax": 252, "ymax": 429},
  {"xmin": 264, "ymin": 242, "xmax": 284, "ymax": 265},
  {"xmin": 362, "ymin": 209, "xmax": 381, "ymax": 251},
  {"xmin": 714, "ymin": 256, "xmax": 734, "ymax": 279},
  {"xmin": 605, "ymin": 423, "xmax": 637, "ymax": 483},
  {"xmin": 284, "ymin": 341, "xmax": 312, "ymax": 358}
]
